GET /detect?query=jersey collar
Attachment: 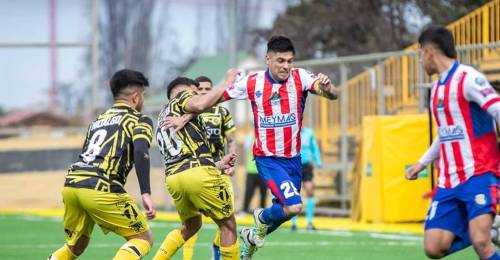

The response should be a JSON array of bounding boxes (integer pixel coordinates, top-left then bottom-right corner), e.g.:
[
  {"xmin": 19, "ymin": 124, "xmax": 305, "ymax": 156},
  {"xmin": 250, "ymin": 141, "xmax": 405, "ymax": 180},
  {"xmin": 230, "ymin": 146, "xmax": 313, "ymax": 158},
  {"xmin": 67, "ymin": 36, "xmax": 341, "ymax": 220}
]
[
  {"xmin": 265, "ymin": 69, "xmax": 288, "ymax": 84},
  {"xmin": 113, "ymin": 102, "xmax": 138, "ymax": 112},
  {"xmin": 438, "ymin": 60, "xmax": 459, "ymax": 85}
]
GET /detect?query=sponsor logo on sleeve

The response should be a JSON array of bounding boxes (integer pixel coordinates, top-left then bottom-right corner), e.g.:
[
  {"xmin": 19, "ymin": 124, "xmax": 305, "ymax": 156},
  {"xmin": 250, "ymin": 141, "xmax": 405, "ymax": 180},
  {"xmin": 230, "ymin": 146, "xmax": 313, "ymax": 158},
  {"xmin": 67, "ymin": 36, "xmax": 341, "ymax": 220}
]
[
  {"xmin": 479, "ymin": 87, "xmax": 496, "ymax": 97},
  {"xmin": 304, "ymin": 69, "xmax": 317, "ymax": 79},
  {"xmin": 474, "ymin": 76, "xmax": 486, "ymax": 86}
]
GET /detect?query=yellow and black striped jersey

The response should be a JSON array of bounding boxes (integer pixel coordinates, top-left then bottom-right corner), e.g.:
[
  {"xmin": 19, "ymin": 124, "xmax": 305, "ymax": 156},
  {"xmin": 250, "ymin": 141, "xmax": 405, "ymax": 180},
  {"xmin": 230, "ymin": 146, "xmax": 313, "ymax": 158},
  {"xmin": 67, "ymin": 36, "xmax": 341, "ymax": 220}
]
[
  {"xmin": 65, "ymin": 103, "xmax": 153, "ymax": 193},
  {"xmin": 156, "ymin": 90, "xmax": 216, "ymax": 175},
  {"xmin": 199, "ymin": 105, "xmax": 235, "ymax": 162}
]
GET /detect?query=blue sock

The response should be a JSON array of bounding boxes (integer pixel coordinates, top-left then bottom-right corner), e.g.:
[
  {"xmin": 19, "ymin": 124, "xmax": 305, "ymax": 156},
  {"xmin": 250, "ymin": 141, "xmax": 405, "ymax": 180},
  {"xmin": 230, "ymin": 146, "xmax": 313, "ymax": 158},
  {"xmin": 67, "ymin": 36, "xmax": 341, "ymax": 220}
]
[
  {"xmin": 266, "ymin": 221, "xmax": 283, "ymax": 235},
  {"xmin": 212, "ymin": 244, "xmax": 220, "ymax": 260},
  {"xmin": 291, "ymin": 216, "xmax": 297, "ymax": 226},
  {"xmin": 260, "ymin": 203, "xmax": 288, "ymax": 225},
  {"xmin": 447, "ymin": 236, "xmax": 471, "ymax": 255},
  {"xmin": 487, "ymin": 252, "xmax": 500, "ymax": 260},
  {"xmin": 306, "ymin": 197, "xmax": 315, "ymax": 225}
]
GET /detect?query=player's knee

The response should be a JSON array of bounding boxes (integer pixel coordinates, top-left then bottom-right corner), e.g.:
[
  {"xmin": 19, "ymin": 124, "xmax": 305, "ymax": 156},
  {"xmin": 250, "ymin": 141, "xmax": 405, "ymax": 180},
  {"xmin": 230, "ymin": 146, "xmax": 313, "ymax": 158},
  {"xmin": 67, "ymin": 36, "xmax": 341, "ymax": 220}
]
[
  {"xmin": 216, "ymin": 215, "xmax": 237, "ymax": 235},
  {"xmin": 142, "ymin": 231, "xmax": 154, "ymax": 247},
  {"xmin": 285, "ymin": 204, "xmax": 303, "ymax": 217},
  {"xmin": 424, "ymin": 245, "xmax": 446, "ymax": 259},
  {"xmin": 182, "ymin": 221, "xmax": 202, "ymax": 239},
  {"xmin": 70, "ymin": 236, "xmax": 90, "ymax": 256}
]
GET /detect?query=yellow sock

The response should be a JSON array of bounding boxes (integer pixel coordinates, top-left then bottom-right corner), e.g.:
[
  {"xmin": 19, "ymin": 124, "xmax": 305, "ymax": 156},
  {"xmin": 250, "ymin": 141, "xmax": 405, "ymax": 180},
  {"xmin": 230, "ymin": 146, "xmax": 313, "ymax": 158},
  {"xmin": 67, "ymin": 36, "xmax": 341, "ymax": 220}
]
[
  {"xmin": 113, "ymin": 239, "xmax": 151, "ymax": 260},
  {"xmin": 182, "ymin": 233, "xmax": 198, "ymax": 260},
  {"xmin": 219, "ymin": 241, "xmax": 240, "ymax": 260},
  {"xmin": 153, "ymin": 229, "xmax": 185, "ymax": 260},
  {"xmin": 50, "ymin": 244, "xmax": 76, "ymax": 260},
  {"xmin": 213, "ymin": 229, "xmax": 221, "ymax": 247}
]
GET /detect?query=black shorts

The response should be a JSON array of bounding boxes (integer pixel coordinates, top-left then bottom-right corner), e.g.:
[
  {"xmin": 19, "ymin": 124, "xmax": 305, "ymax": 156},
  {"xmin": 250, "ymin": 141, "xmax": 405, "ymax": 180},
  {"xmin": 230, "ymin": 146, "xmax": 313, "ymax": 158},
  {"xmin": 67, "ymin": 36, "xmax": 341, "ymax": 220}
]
[{"xmin": 302, "ymin": 163, "xmax": 314, "ymax": 182}]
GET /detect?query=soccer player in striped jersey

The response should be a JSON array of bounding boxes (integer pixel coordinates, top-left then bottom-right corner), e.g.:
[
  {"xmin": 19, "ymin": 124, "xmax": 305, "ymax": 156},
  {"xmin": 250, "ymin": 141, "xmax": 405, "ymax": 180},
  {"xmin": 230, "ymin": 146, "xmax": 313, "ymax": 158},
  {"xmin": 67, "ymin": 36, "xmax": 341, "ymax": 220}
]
[
  {"xmin": 406, "ymin": 26, "xmax": 500, "ymax": 260},
  {"xmin": 48, "ymin": 69, "xmax": 156, "ymax": 260},
  {"xmin": 221, "ymin": 36, "xmax": 339, "ymax": 259}
]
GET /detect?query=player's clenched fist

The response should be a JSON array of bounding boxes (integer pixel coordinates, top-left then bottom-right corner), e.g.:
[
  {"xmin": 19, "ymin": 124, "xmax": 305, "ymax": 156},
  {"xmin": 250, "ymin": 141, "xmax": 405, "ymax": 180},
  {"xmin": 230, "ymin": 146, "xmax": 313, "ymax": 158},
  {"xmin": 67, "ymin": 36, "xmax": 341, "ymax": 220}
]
[{"xmin": 405, "ymin": 162, "xmax": 425, "ymax": 180}]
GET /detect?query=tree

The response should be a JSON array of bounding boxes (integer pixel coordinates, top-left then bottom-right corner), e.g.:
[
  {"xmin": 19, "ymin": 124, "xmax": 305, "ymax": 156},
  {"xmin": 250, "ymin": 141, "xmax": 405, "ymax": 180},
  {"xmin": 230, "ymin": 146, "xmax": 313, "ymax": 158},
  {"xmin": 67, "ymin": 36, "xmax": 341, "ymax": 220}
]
[
  {"xmin": 98, "ymin": 0, "xmax": 156, "ymax": 103},
  {"xmin": 262, "ymin": 0, "xmax": 491, "ymax": 60},
  {"xmin": 414, "ymin": 0, "xmax": 490, "ymax": 27}
]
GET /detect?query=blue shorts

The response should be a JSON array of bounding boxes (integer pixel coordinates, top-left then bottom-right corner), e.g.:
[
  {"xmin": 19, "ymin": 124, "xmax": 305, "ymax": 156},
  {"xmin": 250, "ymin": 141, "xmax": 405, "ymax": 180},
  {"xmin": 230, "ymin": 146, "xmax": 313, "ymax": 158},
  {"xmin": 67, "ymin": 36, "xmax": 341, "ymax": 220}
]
[
  {"xmin": 424, "ymin": 172, "xmax": 498, "ymax": 240},
  {"xmin": 255, "ymin": 155, "xmax": 302, "ymax": 206}
]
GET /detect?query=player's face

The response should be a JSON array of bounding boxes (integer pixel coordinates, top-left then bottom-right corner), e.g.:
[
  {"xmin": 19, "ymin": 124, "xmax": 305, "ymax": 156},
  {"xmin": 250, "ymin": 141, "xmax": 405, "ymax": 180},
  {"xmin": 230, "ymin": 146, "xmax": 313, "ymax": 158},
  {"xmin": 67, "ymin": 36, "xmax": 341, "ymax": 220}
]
[
  {"xmin": 266, "ymin": 51, "xmax": 294, "ymax": 82},
  {"xmin": 197, "ymin": 82, "xmax": 212, "ymax": 95},
  {"xmin": 419, "ymin": 44, "xmax": 438, "ymax": 75}
]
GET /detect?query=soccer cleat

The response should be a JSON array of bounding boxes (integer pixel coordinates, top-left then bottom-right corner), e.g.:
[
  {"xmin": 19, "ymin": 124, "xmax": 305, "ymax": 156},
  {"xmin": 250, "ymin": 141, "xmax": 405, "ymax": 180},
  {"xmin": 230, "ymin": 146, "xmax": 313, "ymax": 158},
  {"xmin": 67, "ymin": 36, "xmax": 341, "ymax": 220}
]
[
  {"xmin": 492, "ymin": 228, "xmax": 500, "ymax": 248},
  {"xmin": 252, "ymin": 208, "xmax": 269, "ymax": 248},
  {"xmin": 493, "ymin": 215, "xmax": 500, "ymax": 228},
  {"xmin": 240, "ymin": 227, "xmax": 257, "ymax": 260},
  {"xmin": 306, "ymin": 223, "xmax": 317, "ymax": 231},
  {"xmin": 290, "ymin": 224, "xmax": 297, "ymax": 231}
]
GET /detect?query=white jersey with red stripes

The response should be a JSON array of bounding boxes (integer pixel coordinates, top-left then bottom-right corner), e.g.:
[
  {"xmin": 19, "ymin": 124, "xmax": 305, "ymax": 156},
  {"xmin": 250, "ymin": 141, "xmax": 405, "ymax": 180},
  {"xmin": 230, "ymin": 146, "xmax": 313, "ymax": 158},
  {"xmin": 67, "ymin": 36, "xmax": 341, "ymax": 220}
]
[
  {"xmin": 223, "ymin": 68, "xmax": 318, "ymax": 157},
  {"xmin": 430, "ymin": 61, "xmax": 500, "ymax": 188}
]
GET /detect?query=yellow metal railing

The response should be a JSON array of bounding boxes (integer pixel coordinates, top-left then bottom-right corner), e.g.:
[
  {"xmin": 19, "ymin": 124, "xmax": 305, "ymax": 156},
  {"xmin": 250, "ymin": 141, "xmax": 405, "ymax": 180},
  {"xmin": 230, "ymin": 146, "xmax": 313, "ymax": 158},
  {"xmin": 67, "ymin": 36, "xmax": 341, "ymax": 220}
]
[{"xmin": 306, "ymin": 0, "xmax": 500, "ymax": 159}]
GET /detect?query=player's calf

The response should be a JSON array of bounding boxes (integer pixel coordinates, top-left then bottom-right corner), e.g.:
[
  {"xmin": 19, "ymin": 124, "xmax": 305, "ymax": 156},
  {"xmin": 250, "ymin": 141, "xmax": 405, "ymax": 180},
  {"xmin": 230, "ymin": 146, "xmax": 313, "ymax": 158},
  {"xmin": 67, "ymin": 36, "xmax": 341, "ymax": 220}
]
[
  {"xmin": 49, "ymin": 235, "xmax": 90, "ymax": 260},
  {"xmin": 114, "ymin": 231, "xmax": 154, "ymax": 260}
]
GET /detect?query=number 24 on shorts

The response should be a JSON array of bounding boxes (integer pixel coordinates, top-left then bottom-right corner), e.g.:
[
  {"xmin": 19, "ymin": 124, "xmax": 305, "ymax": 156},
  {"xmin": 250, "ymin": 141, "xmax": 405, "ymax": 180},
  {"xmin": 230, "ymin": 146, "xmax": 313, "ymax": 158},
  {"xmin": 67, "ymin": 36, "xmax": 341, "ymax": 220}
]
[{"xmin": 280, "ymin": 181, "xmax": 299, "ymax": 199}]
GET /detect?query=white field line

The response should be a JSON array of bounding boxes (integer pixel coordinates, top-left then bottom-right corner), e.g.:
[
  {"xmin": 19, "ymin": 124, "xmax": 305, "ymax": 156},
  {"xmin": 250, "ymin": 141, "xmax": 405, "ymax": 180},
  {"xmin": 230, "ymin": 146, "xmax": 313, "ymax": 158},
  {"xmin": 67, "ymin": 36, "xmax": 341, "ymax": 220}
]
[
  {"xmin": 3, "ymin": 214, "xmax": 423, "ymax": 243},
  {"xmin": 0, "ymin": 240, "xmax": 420, "ymax": 250}
]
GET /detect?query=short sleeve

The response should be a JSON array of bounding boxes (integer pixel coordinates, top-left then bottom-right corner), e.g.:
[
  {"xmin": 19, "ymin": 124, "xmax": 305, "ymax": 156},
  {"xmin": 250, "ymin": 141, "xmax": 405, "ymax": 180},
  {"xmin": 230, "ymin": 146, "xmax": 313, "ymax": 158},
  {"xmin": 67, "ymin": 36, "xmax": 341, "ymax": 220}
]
[
  {"xmin": 177, "ymin": 90, "xmax": 196, "ymax": 114},
  {"xmin": 221, "ymin": 107, "xmax": 236, "ymax": 136},
  {"xmin": 133, "ymin": 116, "xmax": 154, "ymax": 145},
  {"xmin": 223, "ymin": 75, "xmax": 248, "ymax": 100},
  {"xmin": 297, "ymin": 68, "xmax": 319, "ymax": 92},
  {"xmin": 464, "ymin": 70, "xmax": 500, "ymax": 111}
]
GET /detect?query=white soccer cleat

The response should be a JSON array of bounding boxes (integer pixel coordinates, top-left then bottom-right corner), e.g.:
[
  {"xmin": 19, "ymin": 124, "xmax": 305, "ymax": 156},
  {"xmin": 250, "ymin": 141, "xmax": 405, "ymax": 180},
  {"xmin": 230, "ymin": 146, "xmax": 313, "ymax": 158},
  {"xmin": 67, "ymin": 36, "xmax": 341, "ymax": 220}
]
[
  {"xmin": 492, "ymin": 228, "xmax": 500, "ymax": 247},
  {"xmin": 493, "ymin": 215, "xmax": 500, "ymax": 229},
  {"xmin": 240, "ymin": 227, "xmax": 257, "ymax": 260},
  {"xmin": 252, "ymin": 208, "xmax": 269, "ymax": 248}
]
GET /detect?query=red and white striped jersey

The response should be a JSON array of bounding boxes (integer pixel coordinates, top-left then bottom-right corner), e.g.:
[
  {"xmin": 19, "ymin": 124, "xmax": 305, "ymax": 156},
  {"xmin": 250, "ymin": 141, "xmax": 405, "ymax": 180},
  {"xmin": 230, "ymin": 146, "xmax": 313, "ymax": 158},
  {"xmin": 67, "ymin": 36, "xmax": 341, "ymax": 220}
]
[
  {"xmin": 223, "ymin": 68, "xmax": 318, "ymax": 157},
  {"xmin": 429, "ymin": 61, "xmax": 500, "ymax": 188}
]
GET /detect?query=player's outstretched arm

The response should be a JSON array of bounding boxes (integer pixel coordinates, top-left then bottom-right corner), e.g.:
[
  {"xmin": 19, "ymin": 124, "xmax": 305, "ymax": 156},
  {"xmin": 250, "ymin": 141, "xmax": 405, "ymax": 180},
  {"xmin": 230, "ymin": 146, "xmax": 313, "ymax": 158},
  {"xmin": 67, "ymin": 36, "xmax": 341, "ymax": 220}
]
[
  {"xmin": 185, "ymin": 69, "xmax": 240, "ymax": 113},
  {"xmin": 311, "ymin": 73, "xmax": 339, "ymax": 100},
  {"xmin": 406, "ymin": 137, "xmax": 440, "ymax": 180}
]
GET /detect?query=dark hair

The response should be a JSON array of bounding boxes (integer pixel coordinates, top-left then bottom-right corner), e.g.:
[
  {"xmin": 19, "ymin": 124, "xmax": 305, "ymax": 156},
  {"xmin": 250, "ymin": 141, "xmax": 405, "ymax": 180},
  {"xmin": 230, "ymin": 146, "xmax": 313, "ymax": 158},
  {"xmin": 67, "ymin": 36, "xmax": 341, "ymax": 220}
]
[
  {"xmin": 267, "ymin": 35, "xmax": 295, "ymax": 54},
  {"xmin": 166, "ymin": 77, "xmax": 199, "ymax": 98},
  {"xmin": 195, "ymin": 76, "xmax": 213, "ymax": 86},
  {"xmin": 418, "ymin": 26, "xmax": 457, "ymax": 59},
  {"xmin": 110, "ymin": 69, "xmax": 149, "ymax": 98}
]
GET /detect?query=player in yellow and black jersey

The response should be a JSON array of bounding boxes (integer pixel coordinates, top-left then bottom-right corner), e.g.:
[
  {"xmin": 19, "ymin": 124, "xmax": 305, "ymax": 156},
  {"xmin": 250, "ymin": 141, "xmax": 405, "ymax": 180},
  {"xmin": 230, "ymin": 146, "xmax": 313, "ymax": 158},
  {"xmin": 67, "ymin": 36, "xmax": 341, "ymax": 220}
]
[
  {"xmin": 195, "ymin": 76, "xmax": 236, "ymax": 163},
  {"xmin": 156, "ymin": 90, "xmax": 215, "ymax": 176},
  {"xmin": 166, "ymin": 76, "xmax": 237, "ymax": 260},
  {"xmin": 49, "ymin": 69, "xmax": 156, "ymax": 260},
  {"xmin": 66, "ymin": 104, "xmax": 153, "ymax": 193},
  {"xmin": 152, "ymin": 73, "xmax": 241, "ymax": 260}
]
